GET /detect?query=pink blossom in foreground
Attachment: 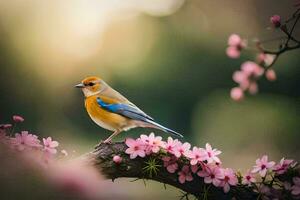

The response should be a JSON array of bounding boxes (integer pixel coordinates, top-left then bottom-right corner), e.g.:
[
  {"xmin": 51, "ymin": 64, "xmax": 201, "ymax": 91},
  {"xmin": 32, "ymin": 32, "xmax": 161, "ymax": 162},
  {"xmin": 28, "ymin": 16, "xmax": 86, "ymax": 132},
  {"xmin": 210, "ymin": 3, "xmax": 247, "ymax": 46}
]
[
  {"xmin": 163, "ymin": 137, "xmax": 180, "ymax": 154},
  {"xmin": 292, "ymin": 177, "xmax": 300, "ymax": 195},
  {"xmin": 178, "ymin": 165, "xmax": 193, "ymax": 184},
  {"xmin": 265, "ymin": 69, "xmax": 277, "ymax": 81},
  {"xmin": 230, "ymin": 87, "xmax": 244, "ymax": 101},
  {"xmin": 273, "ymin": 158, "xmax": 294, "ymax": 175},
  {"xmin": 48, "ymin": 160, "xmax": 104, "ymax": 199},
  {"xmin": 198, "ymin": 165, "xmax": 224, "ymax": 187},
  {"xmin": 188, "ymin": 146, "xmax": 207, "ymax": 165},
  {"xmin": 13, "ymin": 115, "xmax": 24, "ymax": 123},
  {"xmin": 162, "ymin": 156, "xmax": 178, "ymax": 173},
  {"xmin": 140, "ymin": 133, "xmax": 164, "ymax": 154},
  {"xmin": 220, "ymin": 168, "xmax": 238, "ymax": 193},
  {"xmin": 204, "ymin": 143, "xmax": 221, "ymax": 164},
  {"xmin": 11, "ymin": 131, "xmax": 41, "ymax": 151},
  {"xmin": 125, "ymin": 138, "xmax": 145, "ymax": 159},
  {"xmin": 173, "ymin": 141, "xmax": 191, "ymax": 158},
  {"xmin": 226, "ymin": 34, "xmax": 246, "ymax": 58},
  {"xmin": 43, "ymin": 137, "xmax": 59, "ymax": 154},
  {"xmin": 252, "ymin": 155, "xmax": 275, "ymax": 177},
  {"xmin": 242, "ymin": 170, "xmax": 256, "ymax": 185},
  {"xmin": 270, "ymin": 15, "xmax": 281, "ymax": 28},
  {"xmin": 113, "ymin": 155, "xmax": 122, "ymax": 164}
]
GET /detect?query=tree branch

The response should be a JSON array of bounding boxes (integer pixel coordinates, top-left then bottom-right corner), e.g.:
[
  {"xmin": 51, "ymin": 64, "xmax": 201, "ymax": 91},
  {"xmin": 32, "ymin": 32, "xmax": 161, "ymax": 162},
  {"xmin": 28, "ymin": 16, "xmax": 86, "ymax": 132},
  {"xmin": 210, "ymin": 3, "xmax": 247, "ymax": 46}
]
[{"xmin": 84, "ymin": 142, "xmax": 258, "ymax": 200}]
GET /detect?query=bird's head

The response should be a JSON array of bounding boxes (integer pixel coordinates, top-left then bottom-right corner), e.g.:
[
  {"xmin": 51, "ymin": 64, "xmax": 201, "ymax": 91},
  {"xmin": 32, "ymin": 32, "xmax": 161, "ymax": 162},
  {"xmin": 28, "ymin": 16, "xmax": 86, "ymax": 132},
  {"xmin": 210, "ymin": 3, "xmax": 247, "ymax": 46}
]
[{"xmin": 75, "ymin": 76, "xmax": 106, "ymax": 97}]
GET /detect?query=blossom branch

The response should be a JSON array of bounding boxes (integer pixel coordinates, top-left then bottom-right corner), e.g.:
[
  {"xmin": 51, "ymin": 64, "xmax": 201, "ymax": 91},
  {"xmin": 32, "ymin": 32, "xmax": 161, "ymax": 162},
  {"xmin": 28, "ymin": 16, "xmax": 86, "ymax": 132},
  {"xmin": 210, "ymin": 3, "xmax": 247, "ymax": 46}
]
[
  {"xmin": 1, "ymin": 116, "xmax": 300, "ymax": 199},
  {"xmin": 228, "ymin": 7, "xmax": 300, "ymax": 101},
  {"xmin": 85, "ymin": 142, "xmax": 258, "ymax": 200}
]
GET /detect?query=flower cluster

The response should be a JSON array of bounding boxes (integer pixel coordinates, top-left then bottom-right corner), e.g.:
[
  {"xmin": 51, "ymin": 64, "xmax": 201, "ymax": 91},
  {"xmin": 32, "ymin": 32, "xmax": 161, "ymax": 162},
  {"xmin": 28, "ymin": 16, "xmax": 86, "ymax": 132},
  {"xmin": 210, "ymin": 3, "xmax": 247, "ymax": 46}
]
[
  {"xmin": 124, "ymin": 133, "xmax": 299, "ymax": 197},
  {"xmin": 0, "ymin": 115, "xmax": 108, "ymax": 199},
  {"xmin": 228, "ymin": 41, "xmax": 278, "ymax": 101},
  {"xmin": 226, "ymin": 34, "xmax": 247, "ymax": 59},
  {"xmin": 225, "ymin": 10, "xmax": 300, "ymax": 101},
  {"xmin": 242, "ymin": 155, "xmax": 299, "ymax": 199},
  {"xmin": 125, "ymin": 133, "xmax": 238, "ymax": 193},
  {"xmin": 0, "ymin": 115, "xmax": 66, "ymax": 164}
]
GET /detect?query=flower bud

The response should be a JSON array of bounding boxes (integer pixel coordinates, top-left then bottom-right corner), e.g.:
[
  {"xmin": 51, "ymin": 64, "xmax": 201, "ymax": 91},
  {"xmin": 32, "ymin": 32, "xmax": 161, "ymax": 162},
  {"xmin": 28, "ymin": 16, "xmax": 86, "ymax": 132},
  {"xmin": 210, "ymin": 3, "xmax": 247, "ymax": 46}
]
[{"xmin": 270, "ymin": 15, "xmax": 281, "ymax": 28}]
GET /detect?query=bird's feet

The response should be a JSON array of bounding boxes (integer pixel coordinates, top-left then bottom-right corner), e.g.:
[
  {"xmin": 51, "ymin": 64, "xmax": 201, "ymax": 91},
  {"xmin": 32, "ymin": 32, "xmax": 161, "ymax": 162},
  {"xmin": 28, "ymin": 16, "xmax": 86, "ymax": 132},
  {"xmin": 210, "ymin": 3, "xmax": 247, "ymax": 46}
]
[{"xmin": 94, "ymin": 140, "xmax": 112, "ymax": 149}]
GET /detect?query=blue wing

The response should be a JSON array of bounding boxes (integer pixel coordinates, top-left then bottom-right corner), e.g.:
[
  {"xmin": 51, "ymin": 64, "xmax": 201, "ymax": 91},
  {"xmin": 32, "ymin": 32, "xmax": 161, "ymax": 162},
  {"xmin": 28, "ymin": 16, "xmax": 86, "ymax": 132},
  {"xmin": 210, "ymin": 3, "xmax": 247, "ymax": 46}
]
[
  {"xmin": 96, "ymin": 97, "xmax": 154, "ymax": 121},
  {"xmin": 96, "ymin": 97, "xmax": 183, "ymax": 138}
]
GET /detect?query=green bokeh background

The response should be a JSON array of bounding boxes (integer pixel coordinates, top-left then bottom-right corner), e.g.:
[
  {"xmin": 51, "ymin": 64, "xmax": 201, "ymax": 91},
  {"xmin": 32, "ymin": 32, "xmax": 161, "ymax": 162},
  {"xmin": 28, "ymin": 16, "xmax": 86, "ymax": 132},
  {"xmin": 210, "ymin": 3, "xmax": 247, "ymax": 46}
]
[{"xmin": 0, "ymin": 0, "xmax": 299, "ymax": 199}]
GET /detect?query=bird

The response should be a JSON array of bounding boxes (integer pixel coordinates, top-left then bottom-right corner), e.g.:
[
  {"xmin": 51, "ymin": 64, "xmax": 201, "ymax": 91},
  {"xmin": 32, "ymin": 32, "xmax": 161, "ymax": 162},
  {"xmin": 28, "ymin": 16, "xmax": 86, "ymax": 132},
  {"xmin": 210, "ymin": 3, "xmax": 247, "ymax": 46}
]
[{"xmin": 75, "ymin": 76, "xmax": 183, "ymax": 144}]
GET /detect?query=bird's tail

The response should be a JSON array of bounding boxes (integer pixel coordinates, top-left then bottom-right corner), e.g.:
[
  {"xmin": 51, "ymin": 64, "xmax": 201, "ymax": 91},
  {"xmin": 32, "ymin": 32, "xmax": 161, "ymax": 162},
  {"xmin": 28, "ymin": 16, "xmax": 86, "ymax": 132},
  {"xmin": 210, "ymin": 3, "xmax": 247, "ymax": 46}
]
[{"xmin": 144, "ymin": 119, "xmax": 183, "ymax": 138}]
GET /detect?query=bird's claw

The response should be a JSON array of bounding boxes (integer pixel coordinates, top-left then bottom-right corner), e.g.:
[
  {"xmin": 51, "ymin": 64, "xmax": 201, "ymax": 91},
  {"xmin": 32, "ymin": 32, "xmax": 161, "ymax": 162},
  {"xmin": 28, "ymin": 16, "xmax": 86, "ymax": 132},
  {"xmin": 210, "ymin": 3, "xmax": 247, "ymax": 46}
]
[{"xmin": 94, "ymin": 140, "xmax": 112, "ymax": 149}]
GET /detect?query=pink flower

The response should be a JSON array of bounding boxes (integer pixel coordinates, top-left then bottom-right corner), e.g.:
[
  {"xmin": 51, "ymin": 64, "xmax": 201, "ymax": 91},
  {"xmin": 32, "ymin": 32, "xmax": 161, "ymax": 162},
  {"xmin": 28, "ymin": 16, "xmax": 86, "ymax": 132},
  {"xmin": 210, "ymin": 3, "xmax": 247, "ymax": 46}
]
[
  {"xmin": 13, "ymin": 115, "xmax": 24, "ymax": 123},
  {"xmin": 241, "ymin": 61, "xmax": 263, "ymax": 77},
  {"xmin": 11, "ymin": 131, "xmax": 41, "ymax": 150},
  {"xmin": 292, "ymin": 177, "xmax": 300, "ymax": 195},
  {"xmin": 140, "ymin": 133, "xmax": 164, "ymax": 154},
  {"xmin": 191, "ymin": 164, "xmax": 199, "ymax": 173},
  {"xmin": 230, "ymin": 87, "xmax": 244, "ymax": 101},
  {"xmin": 226, "ymin": 34, "xmax": 246, "ymax": 59},
  {"xmin": 204, "ymin": 143, "xmax": 221, "ymax": 164},
  {"xmin": 198, "ymin": 165, "xmax": 224, "ymax": 187},
  {"xmin": 228, "ymin": 34, "xmax": 242, "ymax": 46},
  {"xmin": 233, "ymin": 71, "xmax": 250, "ymax": 90},
  {"xmin": 113, "ymin": 155, "xmax": 122, "ymax": 164},
  {"xmin": 43, "ymin": 137, "xmax": 59, "ymax": 154},
  {"xmin": 270, "ymin": 15, "xmax": 281, "ymax": 28},
  {"xmin": 163, "ymin": 137, "xmax": 180, "ymax": 154},
  {"xmin": 162, "ymin": 156, "xmax": 178, "ymax": 173},
  {"xmin": 220, "ymin": 168, "xmax": 238, "ymax": 193},
  {"xmin": 125, "ymin": 138, "xmax": 146, "ymax": 159},
  {"xmin": 188, "ymin": 147, "xmax": 207, "ymax": 165},
  {"xmin": 256, "ymin": 53, "xmax": 275, "ymax": 66},
  {"xmin": 248, "ymin": 82, "xmax": 258, "ymax": 94},
  {"xmin": 226, "ymin": 46, "xmax": 241, "ymax": 58},
  {"xmin": 173, "ymin": 141, "xmax": 191, "ymax": 158},
  {"xmin": 178, "ymin": 165, "xmax": 193, "ymax": 184},
  {"xmin": 273, "ymin": 158, "xmax": 294, "ymax": 175},
  {"xmin": 242, "ymin": 170, "xmax": 256, "ymax": 185},
  {"xmin": 0, "ymin": 124, "xmax": 12, "ymax": 129},
  {"xmin": 252, "ymin": 155, "xmax": 275, "ymax": 177},
  {"xmin": 265, "ymin": 69, "xmax": 276, "ymax": 81},
  {"xmin": 231, "ymin": 61, "xmax": 264, "ymax": 97}
]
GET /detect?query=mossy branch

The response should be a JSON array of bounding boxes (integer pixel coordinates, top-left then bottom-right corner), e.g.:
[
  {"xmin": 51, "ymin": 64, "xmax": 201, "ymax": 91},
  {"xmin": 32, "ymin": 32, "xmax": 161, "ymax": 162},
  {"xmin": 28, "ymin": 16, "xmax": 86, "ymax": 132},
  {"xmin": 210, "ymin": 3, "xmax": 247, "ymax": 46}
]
[{"xmin": 85, "ymin": 142, "xmax": 258, "ymax": 200}]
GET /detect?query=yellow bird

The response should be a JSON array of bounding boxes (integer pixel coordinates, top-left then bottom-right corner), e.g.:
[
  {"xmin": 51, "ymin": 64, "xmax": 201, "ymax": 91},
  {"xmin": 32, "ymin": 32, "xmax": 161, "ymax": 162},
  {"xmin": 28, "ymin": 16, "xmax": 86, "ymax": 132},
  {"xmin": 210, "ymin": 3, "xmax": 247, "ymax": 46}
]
[{"xmin": 75, "ymin": 76, "xmax": 183, "ymax": 144}]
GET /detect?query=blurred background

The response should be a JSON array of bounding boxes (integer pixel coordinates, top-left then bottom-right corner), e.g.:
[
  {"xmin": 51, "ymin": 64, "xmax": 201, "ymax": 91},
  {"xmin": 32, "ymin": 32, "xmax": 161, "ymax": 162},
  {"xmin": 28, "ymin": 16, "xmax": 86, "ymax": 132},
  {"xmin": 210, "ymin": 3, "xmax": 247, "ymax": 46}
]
[{"xmin": 0, "ymin": 0, "xmax": 299, "ymax": 199}]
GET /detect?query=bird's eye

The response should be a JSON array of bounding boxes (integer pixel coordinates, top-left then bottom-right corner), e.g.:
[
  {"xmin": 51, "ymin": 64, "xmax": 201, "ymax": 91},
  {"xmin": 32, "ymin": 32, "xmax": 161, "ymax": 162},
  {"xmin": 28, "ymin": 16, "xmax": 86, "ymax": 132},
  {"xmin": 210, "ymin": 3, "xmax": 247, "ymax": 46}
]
[{"xmin": 88, "ymin": 82, "xmax": 95, "ymax": 86}]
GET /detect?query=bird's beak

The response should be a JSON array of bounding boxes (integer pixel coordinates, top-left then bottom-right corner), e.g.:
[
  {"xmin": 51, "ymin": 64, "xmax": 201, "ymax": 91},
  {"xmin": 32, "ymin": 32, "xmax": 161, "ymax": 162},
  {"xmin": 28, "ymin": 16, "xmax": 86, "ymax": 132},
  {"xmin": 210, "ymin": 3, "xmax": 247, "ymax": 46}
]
[{"xmin": 75, "ymin": 83, "xmax": 85, "ymax": 88}]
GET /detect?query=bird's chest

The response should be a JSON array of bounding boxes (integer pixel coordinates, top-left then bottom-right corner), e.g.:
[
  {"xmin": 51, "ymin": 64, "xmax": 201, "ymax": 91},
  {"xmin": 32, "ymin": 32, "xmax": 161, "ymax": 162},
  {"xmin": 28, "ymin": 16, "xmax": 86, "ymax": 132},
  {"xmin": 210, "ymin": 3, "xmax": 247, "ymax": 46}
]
[{"xmin": 84, "ymin": 97, "xmax": 128, "ymax": 131}]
